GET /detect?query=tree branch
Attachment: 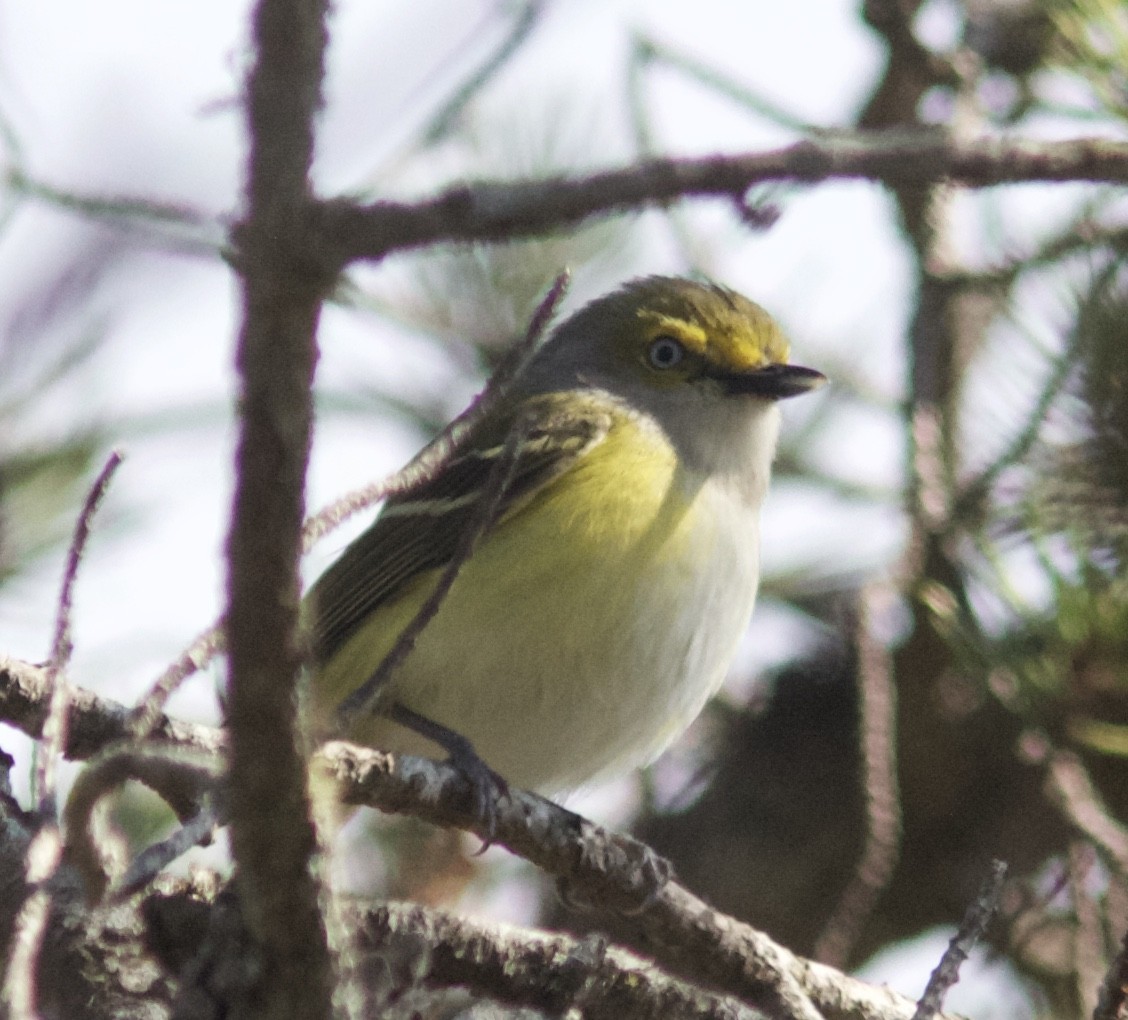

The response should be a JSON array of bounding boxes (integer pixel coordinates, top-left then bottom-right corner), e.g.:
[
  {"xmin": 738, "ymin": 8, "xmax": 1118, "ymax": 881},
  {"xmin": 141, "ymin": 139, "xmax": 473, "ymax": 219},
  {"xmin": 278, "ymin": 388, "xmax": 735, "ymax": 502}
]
[
  {"xmin": 223, "ymin": 0, "xmax": 333, "ymax": 1014},
  {"xmin": 356, "ymin": 901, "xmax": 763, "ymax": 1020},
  {"xmin": 0, "ymin": 663, "xmax": 959, "ymax": 1020},
  {"xmin": 0, "ymin": 657, "xmax": 221, "ymax": 759},
  {"xmin": 317, "ymin": 741, "xmax": 958, "ymax": 1020},
  {"xmin": 314, "ymin": 135, "xmax": 1128, "ymax": 263}
]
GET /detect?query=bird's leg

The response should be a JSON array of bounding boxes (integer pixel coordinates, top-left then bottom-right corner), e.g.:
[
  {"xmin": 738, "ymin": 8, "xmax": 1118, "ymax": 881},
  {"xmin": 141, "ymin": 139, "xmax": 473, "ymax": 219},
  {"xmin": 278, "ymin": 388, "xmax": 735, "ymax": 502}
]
[{"xmin": 389, "ymin": 702, "xmax": 509, "ymax": 850}]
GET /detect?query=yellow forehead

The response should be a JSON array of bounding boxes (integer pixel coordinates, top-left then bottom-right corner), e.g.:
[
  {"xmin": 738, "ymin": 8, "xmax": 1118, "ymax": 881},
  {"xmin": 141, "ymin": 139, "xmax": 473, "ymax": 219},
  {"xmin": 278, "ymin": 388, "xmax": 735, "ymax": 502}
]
[{"xmin": 634, "ymin": 301, "xmax": 791, "ymax": 372}]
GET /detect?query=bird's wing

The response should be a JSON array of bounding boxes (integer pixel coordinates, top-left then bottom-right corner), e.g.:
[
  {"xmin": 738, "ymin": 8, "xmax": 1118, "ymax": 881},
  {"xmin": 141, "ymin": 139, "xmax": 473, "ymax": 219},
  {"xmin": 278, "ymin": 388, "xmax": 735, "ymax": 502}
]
[{"xmin": 309, "ymin": 391, "xmax": 614, "ymax": 664}]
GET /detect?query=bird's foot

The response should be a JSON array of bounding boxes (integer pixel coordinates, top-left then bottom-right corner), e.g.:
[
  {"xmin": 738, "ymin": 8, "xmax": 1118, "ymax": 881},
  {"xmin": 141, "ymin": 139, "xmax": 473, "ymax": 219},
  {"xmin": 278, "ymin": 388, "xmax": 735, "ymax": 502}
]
[{"xmin": 390, "ymin": 703, "xmax": 509, "ymax": 851}]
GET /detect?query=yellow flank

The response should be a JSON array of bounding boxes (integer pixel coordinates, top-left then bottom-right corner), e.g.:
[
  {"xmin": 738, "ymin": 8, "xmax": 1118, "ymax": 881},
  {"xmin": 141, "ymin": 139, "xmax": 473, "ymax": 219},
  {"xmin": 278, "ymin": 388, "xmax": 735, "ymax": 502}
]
[{"xmin": 311, "ymin": 402, "xmax": 760, "ymax": 793}]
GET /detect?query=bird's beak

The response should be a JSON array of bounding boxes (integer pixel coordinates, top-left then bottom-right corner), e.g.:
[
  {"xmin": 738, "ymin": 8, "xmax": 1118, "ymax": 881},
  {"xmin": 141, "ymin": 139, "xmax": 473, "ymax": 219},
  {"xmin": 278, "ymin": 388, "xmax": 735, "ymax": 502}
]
[{"xmin": 721, "ymin": 363, "xmax": 827, "ymax": 400}]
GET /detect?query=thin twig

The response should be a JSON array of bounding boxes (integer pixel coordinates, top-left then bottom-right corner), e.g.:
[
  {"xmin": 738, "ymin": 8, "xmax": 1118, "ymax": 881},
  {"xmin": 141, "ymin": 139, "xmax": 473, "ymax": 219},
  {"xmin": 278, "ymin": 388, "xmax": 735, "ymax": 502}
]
[
  {"xmin": 127, "ymin": 624, "xmax": 226, "ymax": 740},
  {"xmin": 114, "ymin": 806, "xmax": 218, "ymax": 902},
  {"xmin": 335, "ymin": 412, "xmax": 531, "ymax": 723},
  {"xmin": 421, "ymin": 0, "xmax": 548, "ymax": 145},
  {"xmin": 5, "ymin": 165, "xmax": 223, "ymax": 255},
  {"xmin": 911, "ymin": 859, "xmax": 1007, "ymax": 1020},
  {"xmin": 331, "ymin": 275, "xmax": 571, "ymax": 724},
  {"xmin": 632, "ymin": 33, "xmax": 829, "ymax": 137},
  {"xmin": 34, "ymin": 450, "xmax": 123, "ymax": 818},
  {"xmin": 815, "ymin": 585, "xmax": 902, "ymax": 967},
  {"xmin": 301, "ymin": 268, "xmax": 569, "ymax": 550}
]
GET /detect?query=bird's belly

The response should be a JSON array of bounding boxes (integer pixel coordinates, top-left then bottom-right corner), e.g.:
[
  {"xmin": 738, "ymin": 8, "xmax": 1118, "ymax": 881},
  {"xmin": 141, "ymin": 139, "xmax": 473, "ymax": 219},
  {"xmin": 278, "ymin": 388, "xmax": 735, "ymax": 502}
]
[{"xmin": 314, "ymin": 437, "xmax": 761, "ymax": 793}]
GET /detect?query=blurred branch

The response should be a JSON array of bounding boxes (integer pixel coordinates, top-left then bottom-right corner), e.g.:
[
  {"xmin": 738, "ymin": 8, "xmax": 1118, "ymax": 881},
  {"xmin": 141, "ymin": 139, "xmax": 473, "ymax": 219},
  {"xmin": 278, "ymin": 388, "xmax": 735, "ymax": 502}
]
[
  {"xmin": 62, "ymin": 745, "xmax": 219, "ymax": 903},
  {"xmin": 3, "ymin": 825, "xmax": 63, "ymax": 1020},
  {"xmin": 624, "ymin": 33, "xmax": 796, "ymax": 269},
  {"xmin": 358, "ymin": 902, "xmax": 762, "ymax": 1020},
  {"xmin": 815, "ymin": 586, "xmax": 902, "ymax": 968},
  {"xmin": 420, "ymin": 0, "xmax": 549, "ymax": 145},
  {"xmin": 630, "ymin": 34, "xmax": 829, "ymax": 137},
  {"xmin": 625, "ymin": 35, "xmax": 715, "ymax": 273},
  {"xmin": 936, "ymin": 218, "xmax": 1128, "ymax": 291},
  {"xmin": 1094, "ymin": 924, "xmax": 1128, "ymax": 1020},
  {"xmin": 859, "ymin": 0, "xmax": 955, "ymax": 132},
  {"xmin": 223, "ymin": 0, "xmax": 334, "ymax": 1014},
  {"xmin": 1066, "ymin": 842, "xmax": 1104, "ymax": 1019},
  {"xmin": 1045, "ymin": 749, "xmax": 1128, "ymax": 881},
  {"xmin": 316, "ymin": 135, "xmax": 1128, "ymax": 264},
  {"xmin": 952, "ymin": 315, "xmax": 1081, "ymax": 522},
  {"xmin": 4, "ymin": 165, "xmax": 223, "ymax": 256},
  {"xmin": 0, "ymin": 749, "xmax": 182, "ymax": 1019}
]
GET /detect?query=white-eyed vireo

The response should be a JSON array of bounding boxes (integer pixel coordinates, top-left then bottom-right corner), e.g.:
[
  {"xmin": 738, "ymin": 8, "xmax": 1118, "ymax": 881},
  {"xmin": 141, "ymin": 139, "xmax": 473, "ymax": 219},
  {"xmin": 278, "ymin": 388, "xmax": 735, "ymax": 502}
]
[{"xmin": 307, "ymin": 276, "xmax": 825, "ymax": 801}]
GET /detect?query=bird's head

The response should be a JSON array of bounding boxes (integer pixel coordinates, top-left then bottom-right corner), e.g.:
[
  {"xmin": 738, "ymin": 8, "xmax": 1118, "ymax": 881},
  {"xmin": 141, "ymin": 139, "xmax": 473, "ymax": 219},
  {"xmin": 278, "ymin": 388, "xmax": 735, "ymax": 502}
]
[{"xmin": 523, "ymin": 276, "xmax": 826, "ymax": 475}]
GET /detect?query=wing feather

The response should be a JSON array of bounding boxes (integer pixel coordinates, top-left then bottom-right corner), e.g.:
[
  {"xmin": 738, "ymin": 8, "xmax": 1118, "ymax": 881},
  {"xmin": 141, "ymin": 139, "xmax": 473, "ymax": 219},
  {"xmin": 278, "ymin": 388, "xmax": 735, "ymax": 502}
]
[{"xmin": 309, "ymin": 393, "xmax": 613, "ymax": 665}]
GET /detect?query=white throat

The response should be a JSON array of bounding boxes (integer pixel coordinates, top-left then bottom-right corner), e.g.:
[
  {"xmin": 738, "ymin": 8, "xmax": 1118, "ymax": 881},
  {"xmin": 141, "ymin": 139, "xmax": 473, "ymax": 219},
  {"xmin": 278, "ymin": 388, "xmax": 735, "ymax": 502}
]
[{"xmin": 648, "ymin": 392, "xmax": 781, "ymax": 505}]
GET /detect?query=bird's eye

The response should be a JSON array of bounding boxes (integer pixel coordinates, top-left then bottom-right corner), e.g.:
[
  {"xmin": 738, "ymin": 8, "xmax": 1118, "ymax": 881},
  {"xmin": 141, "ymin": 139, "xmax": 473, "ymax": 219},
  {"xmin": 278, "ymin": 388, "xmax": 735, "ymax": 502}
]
[{"xmin": 647, "ymin": 335, "xmax": 685, "ymax": 370}]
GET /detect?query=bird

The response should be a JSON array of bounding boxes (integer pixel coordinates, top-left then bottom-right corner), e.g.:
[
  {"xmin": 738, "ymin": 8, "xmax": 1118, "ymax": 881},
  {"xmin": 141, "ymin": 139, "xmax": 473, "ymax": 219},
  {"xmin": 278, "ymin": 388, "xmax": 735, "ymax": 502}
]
[{"xmin": 306, "ymin": 275, "xmax": 825, "ymax": 805}]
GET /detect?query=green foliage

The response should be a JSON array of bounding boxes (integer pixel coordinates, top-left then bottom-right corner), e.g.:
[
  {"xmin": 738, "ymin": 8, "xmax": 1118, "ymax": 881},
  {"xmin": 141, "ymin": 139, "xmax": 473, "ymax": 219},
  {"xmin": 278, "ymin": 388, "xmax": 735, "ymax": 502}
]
[
  {"xmin": 1026, "ymin": 258, "xmax": 1128, "ymax": 570},
  {"xmin": 1050, "ymin": 0, "xmax": 1128, "ymax": 116}
]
